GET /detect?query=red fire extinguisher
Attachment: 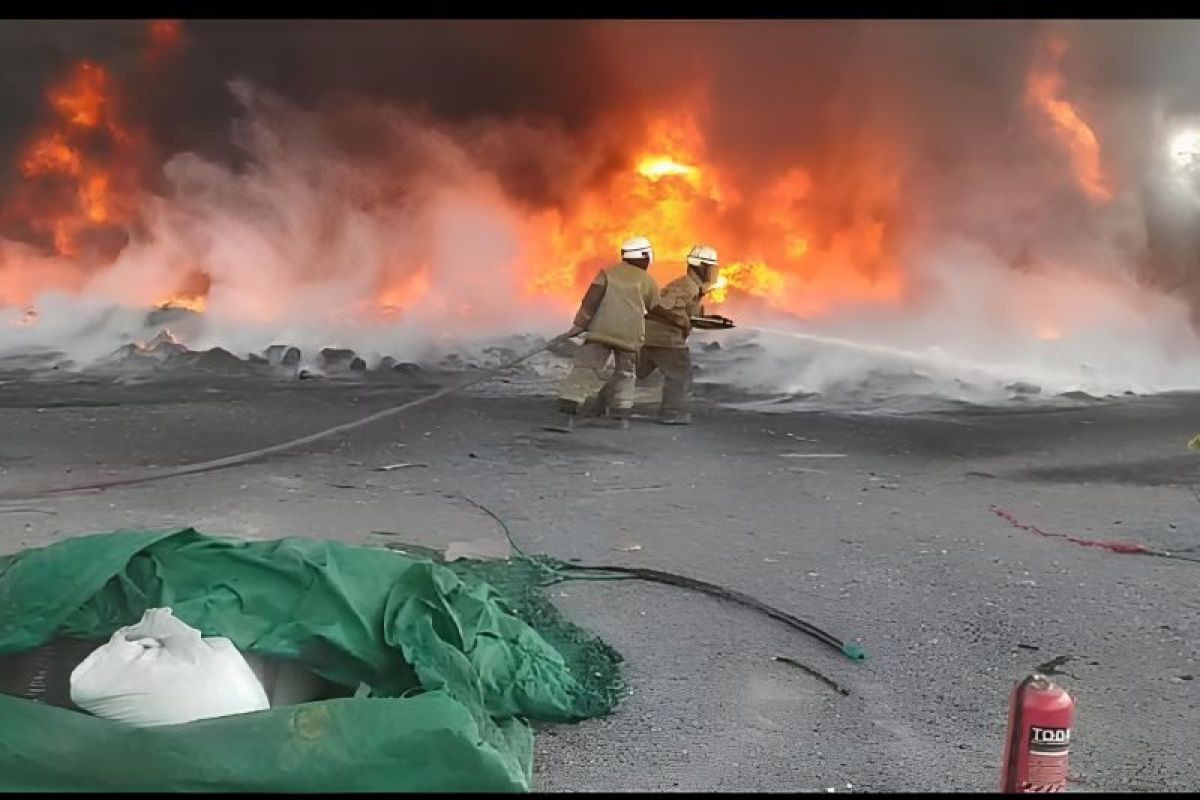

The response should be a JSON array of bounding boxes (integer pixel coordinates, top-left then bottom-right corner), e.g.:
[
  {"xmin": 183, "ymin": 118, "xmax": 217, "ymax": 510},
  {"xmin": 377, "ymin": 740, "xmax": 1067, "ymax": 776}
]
[{"xmin": 1000, "ymin": 673, "xmax": 1075, "ymax": 793}]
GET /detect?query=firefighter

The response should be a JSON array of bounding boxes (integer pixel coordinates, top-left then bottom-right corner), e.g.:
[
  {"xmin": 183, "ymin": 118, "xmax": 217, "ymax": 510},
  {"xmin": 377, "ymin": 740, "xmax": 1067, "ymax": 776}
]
[
  {"xmin": 634, "ymin": 244, "xmax": 719, "ymax": 425},
  {"xmin": 549, "ymin": 236, "xmax": 662, "ymax": 432}
]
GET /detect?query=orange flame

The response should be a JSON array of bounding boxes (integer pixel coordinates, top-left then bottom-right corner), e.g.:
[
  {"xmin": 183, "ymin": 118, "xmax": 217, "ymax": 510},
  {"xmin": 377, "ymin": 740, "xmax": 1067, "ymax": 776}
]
[
  {"xmin": 636, "ymin": 156, "xmax": 701, "ymax": 185},
  {"xmin": 375, "ymin": 267, "xmax": 433, "ymax": 321},
  {"xmin": 48, "ymin": 61, "xmax": 108, "ymax": 129},
  {"xmin": 707, "ymin": 262, "xmax": 785, "ymax": 305},
  {"xmin": 519, "ymin": 107, "xmax": 905, "ymax": 319},
  {"xmin": 20, "ymin": 133, "xmax": 83, "ymax": 178},
  {"xmin": 81, "ymin": 174, "xmax": 111, "ymax": 223},
  {"xmin": 13, "ymin": 59, "xmax": 141, "ymax": 261},
  {"xmin": 1026, "ymin": 32, "xmax": 1112, "ymax": 204},
  {"xmin": 520, "ymin": 113, "xmax": 725, "ymax": 300},
  {"xmin": 156, "ymin": 293, "xmax": 207, "ymax": 313}
]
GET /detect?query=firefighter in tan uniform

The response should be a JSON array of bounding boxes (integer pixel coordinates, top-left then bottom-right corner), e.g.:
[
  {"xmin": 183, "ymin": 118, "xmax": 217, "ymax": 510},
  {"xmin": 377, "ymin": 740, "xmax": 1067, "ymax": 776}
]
[
  {"xmin": 550, "ymin": 236, "xmax": 661, "ymax": 432},
  {"xmin": 636, "ymin": 244, "xmax": 720, "ymax": 425}
]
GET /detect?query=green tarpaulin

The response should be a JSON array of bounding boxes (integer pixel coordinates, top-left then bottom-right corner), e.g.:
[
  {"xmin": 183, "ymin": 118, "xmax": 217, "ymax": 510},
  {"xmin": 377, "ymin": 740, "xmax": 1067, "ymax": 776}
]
[{"xmin": 0, "ymin": 529, "xmax": 624, "ymax": 792}]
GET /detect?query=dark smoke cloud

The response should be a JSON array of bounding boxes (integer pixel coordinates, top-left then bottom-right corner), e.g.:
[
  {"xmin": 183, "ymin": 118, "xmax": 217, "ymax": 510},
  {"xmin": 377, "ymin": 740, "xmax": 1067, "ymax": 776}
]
[{"xmin": 0, "ymin": 20, "xmax": 634, "ymax": 199}]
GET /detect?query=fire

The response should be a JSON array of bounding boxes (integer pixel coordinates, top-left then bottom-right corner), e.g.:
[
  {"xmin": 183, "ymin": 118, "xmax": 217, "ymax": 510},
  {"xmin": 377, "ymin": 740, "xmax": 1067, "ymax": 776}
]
[
  {"xmin": 10, "ymin": 59, "xmax": 141, "ymax": 261},
  {"xmin": 1026, "ymin": 32, "xmax": 1112, "ymax": 204},
  {"xmin": 521, "ymin": 112, "xmax": 725, "ymax": 300},
  {"xmin": 48, "ymin": 62, "xmax": 108, "ymax": 129},
  {"xmin": 20, "ymin": 133, "xmax": 83, "ymax": 177},
  {"xmin": 706, "ymin": 262, "xmax": 784, "ymax": 305},
  {"xmin": 13, "ymin": 28, "xmax": 1130, "ymax": 335},
  {"xmin": 156, "ymin": 294, "xmax": 208, "ymax": 313},
  {"xmin": 2, "ymin": 64, "xmax": 910, "ymax": 328},
  {"xmin": 0, "ymin": 25, "xmax": 911, "ymax": 328},
  {"xmin": 375, "ymin": 267, "xmax": 433, "ymax": 320},
  {"xmin": 521, "ymin": 104, "xmax": 906, "ymax": 321},
  {"xmin": 82, "ymin": 174, "xmax": 111, "ymax": 223},
  {"xmin": 637, "ymin": 157, "xmax": 700, "ymax": 185}
]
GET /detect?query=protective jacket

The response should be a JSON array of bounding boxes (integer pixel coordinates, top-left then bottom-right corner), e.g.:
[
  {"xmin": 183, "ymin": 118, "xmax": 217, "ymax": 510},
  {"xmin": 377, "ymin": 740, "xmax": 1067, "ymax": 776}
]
[
  {"xmin": 573, "ymin": 262, "xmax": 661, "ymax": 353},
  {"xmin": 643, "ymin": 272, "xmax": 703, "ymax": 349}
]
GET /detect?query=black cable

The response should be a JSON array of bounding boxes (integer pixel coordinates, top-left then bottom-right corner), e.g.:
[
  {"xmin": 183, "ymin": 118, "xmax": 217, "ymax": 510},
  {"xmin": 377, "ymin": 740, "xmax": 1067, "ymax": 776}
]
[
  {"xmin": 554, "ymin": 562, "xmax": 866, "ymax": 661},
  {"xmin": 453, "ymin": 493, "xmax": 867, "ymax": 663}
]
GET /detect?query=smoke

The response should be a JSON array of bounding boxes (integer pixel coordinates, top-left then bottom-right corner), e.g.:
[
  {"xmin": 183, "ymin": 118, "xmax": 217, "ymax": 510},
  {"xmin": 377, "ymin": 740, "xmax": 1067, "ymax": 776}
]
[
  {"xmin": 706, "ymin": 237, "xmax": 1200, "ymax": 409},
  {"xmin": 6, "ymin": 21, "xmax": 1200, "ymax": 403},
  {"xmin": 4, "ymin": 79, "xmax": 576, "ymax": 363}
]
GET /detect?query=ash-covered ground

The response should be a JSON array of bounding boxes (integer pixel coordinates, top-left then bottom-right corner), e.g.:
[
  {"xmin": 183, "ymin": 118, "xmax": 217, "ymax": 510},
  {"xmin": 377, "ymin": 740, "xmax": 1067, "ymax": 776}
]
[{"xmin": 2, "ymin": 335, "xmax": 1199, "ymax": 792}]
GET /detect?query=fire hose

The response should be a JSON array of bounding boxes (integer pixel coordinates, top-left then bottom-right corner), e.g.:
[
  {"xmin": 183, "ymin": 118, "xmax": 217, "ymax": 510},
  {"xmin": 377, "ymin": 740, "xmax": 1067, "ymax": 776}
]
[{"xmin": 0, "ymin": 332, "xmax": 575, "ymax": 501}]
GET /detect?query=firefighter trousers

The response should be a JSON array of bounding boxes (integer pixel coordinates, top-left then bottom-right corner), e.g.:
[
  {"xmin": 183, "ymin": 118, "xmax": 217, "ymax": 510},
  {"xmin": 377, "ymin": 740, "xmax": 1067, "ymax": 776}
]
[
  {"xmin": 636, "ymin": 346, "xmax": 692, "ymax": 414},
  {"xmin": 557, "ymin": 341, "xmax": 637, "ymax": 417}
]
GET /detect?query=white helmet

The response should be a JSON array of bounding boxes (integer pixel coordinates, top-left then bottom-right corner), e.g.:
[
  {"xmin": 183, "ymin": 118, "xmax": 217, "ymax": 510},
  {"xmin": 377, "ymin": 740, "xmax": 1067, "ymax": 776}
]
[
  {"xmin": 620, "ymin": 236, "xmax": 654, "ymax": 265},
  {"xmin": 687, "ymin": 245, "xmax": 718, "ymax": 268}
]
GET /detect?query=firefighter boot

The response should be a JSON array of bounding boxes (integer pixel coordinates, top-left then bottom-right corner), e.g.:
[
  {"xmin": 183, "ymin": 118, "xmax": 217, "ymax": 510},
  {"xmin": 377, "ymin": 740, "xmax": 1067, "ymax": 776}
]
[
  {"xmin": 659, "ymin": 411, "xmax": 692, "ymax": 425},
  {"xmin": 580, "ymin": 393, "xmax": 609, "ymax": 418},
  {"xmin": 545, "ymin": 400, "xmax": 578, "ymax": 433}
]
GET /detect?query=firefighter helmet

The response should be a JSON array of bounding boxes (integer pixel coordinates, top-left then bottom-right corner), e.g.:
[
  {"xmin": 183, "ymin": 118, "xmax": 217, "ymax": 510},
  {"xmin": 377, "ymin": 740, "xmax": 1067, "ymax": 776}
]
[
  {"xmin": 686, "ymin": 244, "xmax": 718, "ymax": 268},
  {"xmin": 620, "ymin": 236, "xmax": 654, "ymax": 265}
]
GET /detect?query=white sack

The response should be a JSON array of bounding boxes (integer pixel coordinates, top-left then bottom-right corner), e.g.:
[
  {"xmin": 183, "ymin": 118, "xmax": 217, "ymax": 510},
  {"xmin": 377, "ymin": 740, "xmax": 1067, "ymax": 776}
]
[{"xmin": 69, "ymin": 607, "xmax": 270, "ymax": 727}]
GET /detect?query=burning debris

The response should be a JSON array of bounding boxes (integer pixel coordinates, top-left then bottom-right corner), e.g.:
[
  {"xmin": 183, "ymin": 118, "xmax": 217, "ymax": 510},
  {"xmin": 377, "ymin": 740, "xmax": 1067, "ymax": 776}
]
[{"xmin": 108, "ymin": 329, "xmax": 187, "ymax": 366}]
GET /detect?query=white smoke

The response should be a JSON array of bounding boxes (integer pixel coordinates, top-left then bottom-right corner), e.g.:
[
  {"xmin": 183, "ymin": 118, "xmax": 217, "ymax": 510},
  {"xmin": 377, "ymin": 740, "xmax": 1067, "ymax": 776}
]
[
  {"xmin": 707, "ymin": 236, "xmax": 1200, "ymax": 407},
  {"xmin": 2, "ymin": 82, "xmax": 567, "ymax": 367}
]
